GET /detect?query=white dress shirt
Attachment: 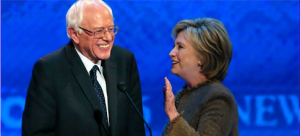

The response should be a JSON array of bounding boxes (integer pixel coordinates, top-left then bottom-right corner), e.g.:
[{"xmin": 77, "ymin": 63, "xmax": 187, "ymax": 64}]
[{"xmin": 75, "ymin": 47, "xmax": 110, "ymax": 125}]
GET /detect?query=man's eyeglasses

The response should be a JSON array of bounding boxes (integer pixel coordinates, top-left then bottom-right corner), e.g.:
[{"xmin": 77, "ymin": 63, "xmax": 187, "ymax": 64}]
[{"xmin": 78, "ymin": 25, "xmax": 119, "ymax": 38}]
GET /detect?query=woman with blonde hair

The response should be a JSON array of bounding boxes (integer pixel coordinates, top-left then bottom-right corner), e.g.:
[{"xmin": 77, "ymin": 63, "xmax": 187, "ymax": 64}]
[{"xmin": 162, "ymin": 18, "xmax": 239, "ymax": 136}]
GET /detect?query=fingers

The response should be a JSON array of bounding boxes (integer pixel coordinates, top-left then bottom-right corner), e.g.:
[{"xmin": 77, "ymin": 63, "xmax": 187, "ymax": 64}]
[
  {"xmin": 163, "ymin": 77, "xmax": 173, "ymax": 101},
  {"xmin": 164, "ymin": 77, "xmax": 172, "ymax": 93},
  {"xmin": 163, "ymin": 77, "xmax": 179, "ymax": 121},
  {"xmin": 164, "ymin": 77, "xmax": 171, "ymax": 89}
]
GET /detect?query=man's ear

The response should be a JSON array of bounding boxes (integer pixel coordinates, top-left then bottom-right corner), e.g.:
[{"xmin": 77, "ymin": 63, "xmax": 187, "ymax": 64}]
[{"xmin": 67, "ymin": 27, "xmax": 79, "ymax": 44}]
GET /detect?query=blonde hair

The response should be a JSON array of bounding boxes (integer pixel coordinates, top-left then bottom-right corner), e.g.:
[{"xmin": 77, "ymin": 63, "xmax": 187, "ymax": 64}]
[{"xmin": 172, "ymin": 18, "xmax": 232, "ymax": 81}]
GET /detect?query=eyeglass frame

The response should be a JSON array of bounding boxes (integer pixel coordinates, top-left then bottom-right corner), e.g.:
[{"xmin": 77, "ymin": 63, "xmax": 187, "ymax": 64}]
[{"xmin": 78, "ymin": 25, "xmax": 119, "ymax": 38}]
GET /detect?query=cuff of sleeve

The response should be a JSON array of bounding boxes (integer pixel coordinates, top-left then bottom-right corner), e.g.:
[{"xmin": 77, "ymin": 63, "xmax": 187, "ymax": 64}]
[{"xmin": 163, "ymin": 111, "xmax": 184, "ymax": 136}]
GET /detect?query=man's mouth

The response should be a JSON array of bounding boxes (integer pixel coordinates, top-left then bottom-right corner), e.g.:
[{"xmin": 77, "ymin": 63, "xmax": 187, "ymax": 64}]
[{"xmin": 98, "ymin": 44, "xmax": 109, "ymax": 48}]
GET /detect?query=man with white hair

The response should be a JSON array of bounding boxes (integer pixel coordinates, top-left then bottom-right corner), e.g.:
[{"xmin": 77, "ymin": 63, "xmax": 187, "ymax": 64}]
[{"xmin": 22, "ymin": 0, "xmax": 145, "ymax": 135}]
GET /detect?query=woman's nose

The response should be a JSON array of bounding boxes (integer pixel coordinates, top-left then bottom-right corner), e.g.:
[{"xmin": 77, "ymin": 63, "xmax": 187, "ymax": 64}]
[{"xmin": 169, "ymin": 48, "xmax": 176, "ymax": 57}]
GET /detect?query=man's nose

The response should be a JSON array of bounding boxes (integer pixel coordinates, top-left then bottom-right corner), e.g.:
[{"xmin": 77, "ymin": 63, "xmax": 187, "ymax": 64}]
[{"xmin": 102, "ymin": 31, "xmax": 113, "ymax": 41}]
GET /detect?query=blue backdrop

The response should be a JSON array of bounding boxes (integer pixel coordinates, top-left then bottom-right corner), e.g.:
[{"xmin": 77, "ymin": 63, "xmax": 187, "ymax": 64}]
[{"xmin": 1, "ymin": 0, "xmax": 299, "ymax": 136}]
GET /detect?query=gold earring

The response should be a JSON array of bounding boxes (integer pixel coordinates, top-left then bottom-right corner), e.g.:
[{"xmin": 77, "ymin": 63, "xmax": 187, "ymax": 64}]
[{"xmin": 198, "ymin": 62, "xmax": 202, "ymax": 66}]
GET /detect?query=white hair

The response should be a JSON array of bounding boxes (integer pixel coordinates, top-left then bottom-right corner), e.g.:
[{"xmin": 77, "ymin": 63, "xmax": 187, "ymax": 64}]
[{"xmin": 66, "ymin": 0, "xmax": 113, "ymax": 39}]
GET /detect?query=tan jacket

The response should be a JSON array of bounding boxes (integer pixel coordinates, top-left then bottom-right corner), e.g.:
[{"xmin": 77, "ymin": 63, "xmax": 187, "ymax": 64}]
[{"xmin": 163, "ymin": 81, "xmax": 239, "ymax": 136}]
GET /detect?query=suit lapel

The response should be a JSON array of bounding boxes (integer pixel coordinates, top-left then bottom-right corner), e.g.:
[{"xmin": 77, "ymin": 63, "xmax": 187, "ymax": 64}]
[
  {"xmin": 103, "ymin": 60, "xmax": 118, "ymax": 136},
  {"xmin": 66, "ymin": 41, "xmax": 101, "ymax": 110},
  {"xmin": 65, "ymin": 42, "xmax": 111, "ymax": 135}
]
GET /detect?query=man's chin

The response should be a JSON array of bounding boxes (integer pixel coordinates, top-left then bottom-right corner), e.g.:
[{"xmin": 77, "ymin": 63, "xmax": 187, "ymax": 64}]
[{"xmin": 98, "ymin": 54, "xmax": 111, "ymax": 60}]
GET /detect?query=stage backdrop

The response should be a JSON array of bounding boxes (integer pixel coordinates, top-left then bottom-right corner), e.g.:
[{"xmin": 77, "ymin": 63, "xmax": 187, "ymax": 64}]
[{"xmin": 1, "ymin": 0, "xmax": 299, "ymax": 136}]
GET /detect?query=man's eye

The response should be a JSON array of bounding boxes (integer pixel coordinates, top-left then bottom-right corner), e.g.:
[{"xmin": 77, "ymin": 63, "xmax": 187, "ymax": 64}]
[
  {"xmin": 96, "ymin": 29, "xmax": 104, "ymax": 33},
  {"xmin": 108, "ymin": 27, "xmax": 114, "ymax": 31}
]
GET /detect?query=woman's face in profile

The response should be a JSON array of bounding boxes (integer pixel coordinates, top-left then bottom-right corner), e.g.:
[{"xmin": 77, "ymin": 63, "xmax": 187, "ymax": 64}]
[{"xmin": 169, "ymin": 31, "xmax": 200, "ymax": 80}]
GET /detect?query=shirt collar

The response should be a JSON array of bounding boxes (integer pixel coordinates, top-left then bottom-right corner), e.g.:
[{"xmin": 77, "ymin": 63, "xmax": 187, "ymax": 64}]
[{"xmin": 74, "ymin": 46, "xmax": 101, "ymax": 73}]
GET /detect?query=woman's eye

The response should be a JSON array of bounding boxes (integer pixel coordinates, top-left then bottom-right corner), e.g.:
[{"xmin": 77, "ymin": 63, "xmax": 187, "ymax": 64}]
[{"xmin": 173, "ymin": 43, "xmax": 184, "ymax": 49}]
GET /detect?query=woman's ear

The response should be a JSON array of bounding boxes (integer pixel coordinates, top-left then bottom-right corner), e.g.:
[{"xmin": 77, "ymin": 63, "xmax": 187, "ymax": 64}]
[{"xmin": 67, "ymin": 27, "xmax": 79, "ymax": 44}]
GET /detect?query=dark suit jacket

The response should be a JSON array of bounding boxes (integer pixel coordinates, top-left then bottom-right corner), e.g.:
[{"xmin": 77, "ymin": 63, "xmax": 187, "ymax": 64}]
[{"xmin": 22, "ymin": 41, "xmax": 145, "ymax": 136}]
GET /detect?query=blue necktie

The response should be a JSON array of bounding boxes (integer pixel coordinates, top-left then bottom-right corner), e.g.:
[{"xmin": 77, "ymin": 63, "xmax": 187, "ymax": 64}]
[{"xmin": 90, "ymin": 65, "xmax": 108, "ymax": 125}]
